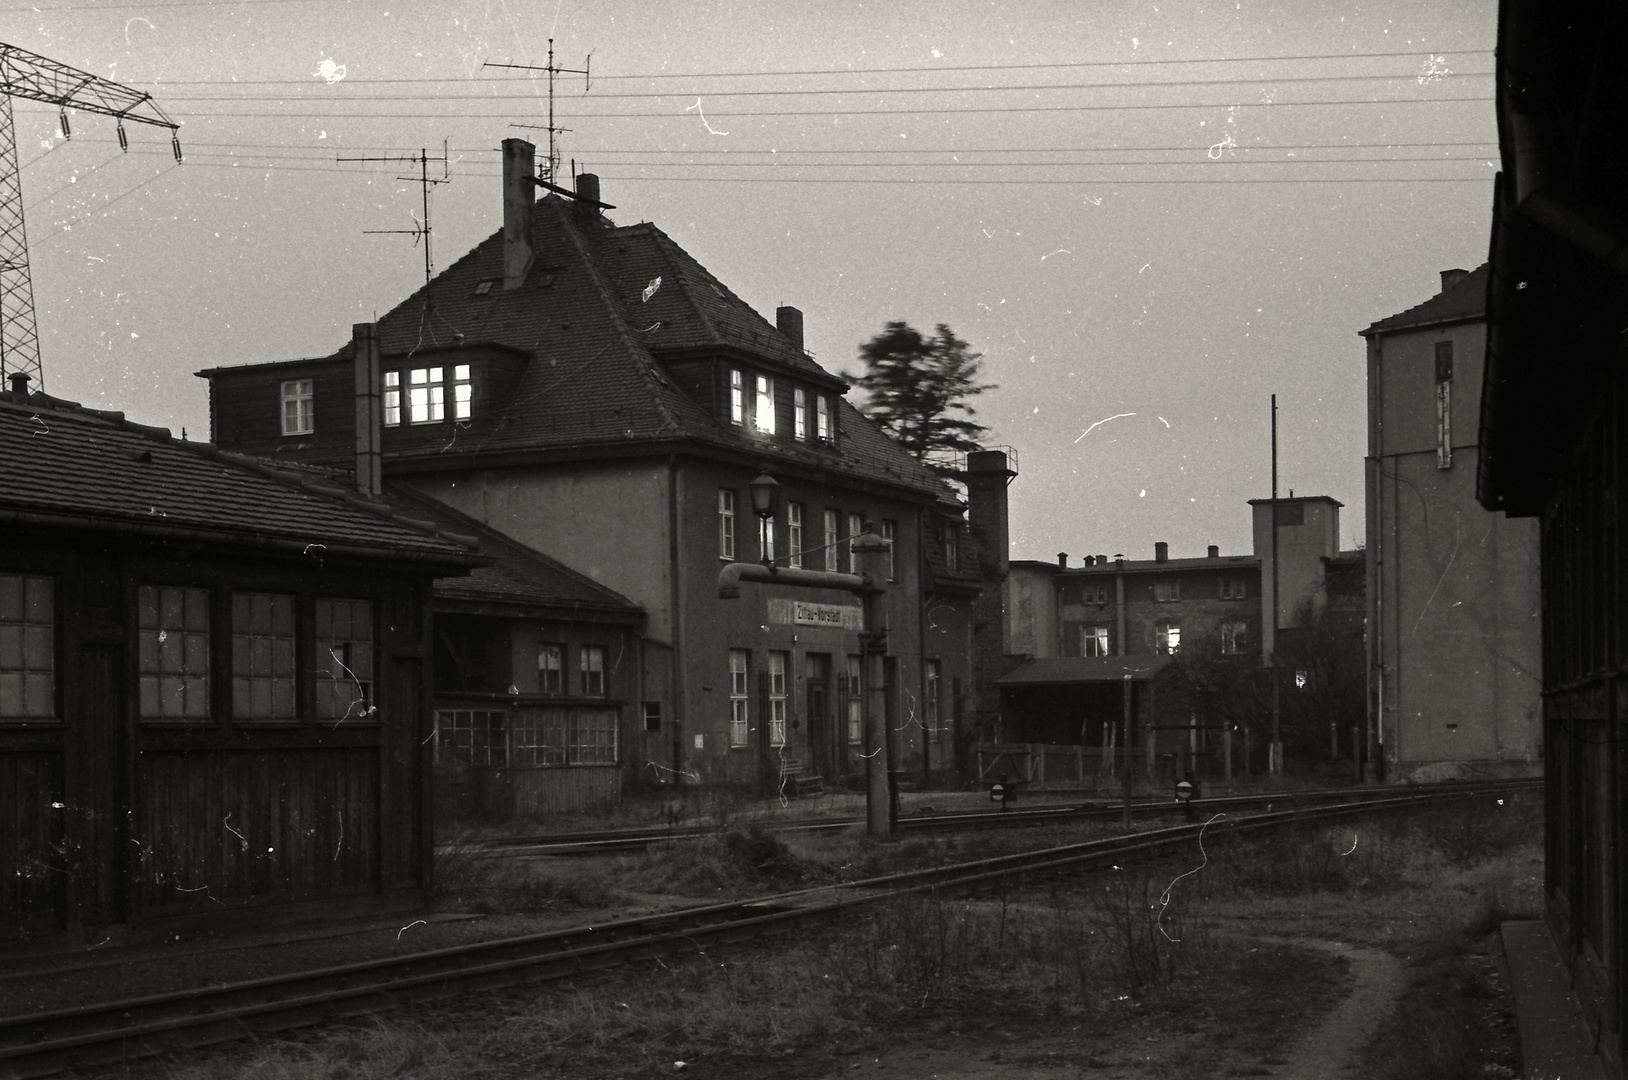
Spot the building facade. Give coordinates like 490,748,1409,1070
201,140,977,794
1361,266,1542,781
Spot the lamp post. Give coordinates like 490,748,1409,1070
749,472,781,567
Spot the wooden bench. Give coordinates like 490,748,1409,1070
777,758,825,798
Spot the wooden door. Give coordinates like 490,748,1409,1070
804,654,832,779
78,644,126,926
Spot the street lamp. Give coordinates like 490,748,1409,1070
749,472,781,566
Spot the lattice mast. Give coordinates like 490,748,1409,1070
0,42,181,388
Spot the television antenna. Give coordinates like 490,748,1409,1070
484,39,591,185
338,142,450,287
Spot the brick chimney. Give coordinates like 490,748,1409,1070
1207,544,1220,558
1057,552,1068,568
1439,268,1469,293
8,372,28,398
352,323,382,497
777,306,805,352
1155,541,1169,563
575,172,600,223
502,138,536,290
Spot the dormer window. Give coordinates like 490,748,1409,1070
730,368,745,425
383,372,401,426
281,379,313,436
754,375,776,434
816,395,832,442
408,368,444,423
794,388,807,440
383,365,472,426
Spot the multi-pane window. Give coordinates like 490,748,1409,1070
1219,578,1247,600
788,503,804,569
1435,341,1453,469
1156,621,1181,655
1081,625,1110,657
383,371,402,425
1154,580,1181,602
882,520,897,580
231,592,296,720
437,709,504,765
407,367,445,423
794,388,807,440
1221,621,1249,655
759,514,776,564
942,521,959,572
768,651,789,746
719,489,736,560
1080,583,1109,604
845,655,863,743
579,644,605,697
847,513,863,573
924,659,942,732
538,643,563,694
816,395,832,442
511,707,618,766
823,509,839,572
452,364,472,421
0,573,53,720
138,585,211,720
568,708,618,764
280,379,313,436
730,368,745,425
316,598,374,721
754,375,776,434
729,649,750,747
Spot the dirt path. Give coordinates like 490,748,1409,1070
1269,939,1405,1080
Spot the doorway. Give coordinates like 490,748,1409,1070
803,654,832,780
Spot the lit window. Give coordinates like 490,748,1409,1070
580,645,605,697
788,503,804,568
383,371,402,426
1154,580,1181,603
823,509,839,572
315,598,373,722
924,659,942,732
730,369,745,425
1221,621,1249,655
816,395,832,442
1294,669,1309,690
1156,621,1181,655
729,649,750,747
759,514,775,564
538,643,563,694
794,388,807,440
453,364,472,421
231,592,296,721
882,520,897,580
436,709,505,765
754,375,776,434
138,585,210,720
407,367,444,423
0,573,54,720
845,655,863,743
281,379,314,436
847,512,863,573
719,490,736,560
1081,625,1110,657
768,651,788,746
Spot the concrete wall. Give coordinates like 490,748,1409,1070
1006,562,1059,657
1251,497,1342,659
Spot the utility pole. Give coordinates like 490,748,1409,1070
1270,394,1283,776
485,40,591,186
1121,673,1133,828
339,143,450,288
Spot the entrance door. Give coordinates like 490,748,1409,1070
78,644,126,926
803,654,832,779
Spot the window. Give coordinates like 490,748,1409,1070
568,708,618,764
1219,577,1248,600
280,379,313,435
138,585,210,720
823,509,839,572
730,368,745,425
1154,579,1181,602
729,649,750,747
538,643,563,694
315,598,373,722
231,592,296,720
1081,625,1110,657
754,375,776,434
787,503,804,568
579,645,605,697
1435,341,1453,470
719,490,736,560
0,573,53,720
452,364,472,421
383,371,402,426
882,521,897,580
643,701,662,732
1156,621,1181,655
847,513,863,573
759,514,776,564
942,521,959,572
407,367,445,423
816,395,833,442
794,388,807,440
512,708,564,765
1221,620,1249,655
768,651,789,746
1274,502,1304,527
924,659,942,732
437,709,505,765
1080,583,1108,604
845,654,863,743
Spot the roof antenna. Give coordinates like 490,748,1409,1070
340,142,452,289
485,39,591,187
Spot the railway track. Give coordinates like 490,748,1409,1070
0,778,1534,1078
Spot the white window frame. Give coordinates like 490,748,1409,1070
845,655,863,744
1081,625,1109,657
816,395,833,442
138,584,211,721
1156,621,1181,655
768,651,788,747
383,370,402,426
730,368,745,425
453,364,472,421
794,388,807,440
823,509,840,572
1221,621,1249,655
407,366,445,424
579,645,606,697
882,520,897,580
847,512,863,573
754,374,776,434
538,642,563,694
436,709,506,766
759,514,775,564
788,503,804,568
0,573,54,721
281,378,314,436
729,649,750,747
719,490,736,560
1154,580,1181,603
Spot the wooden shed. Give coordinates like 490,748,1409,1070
0,380,481,947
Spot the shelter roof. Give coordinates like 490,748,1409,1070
996,656,1173,685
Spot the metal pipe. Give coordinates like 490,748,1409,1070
715,561,867,600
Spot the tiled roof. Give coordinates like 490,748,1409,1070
1361,264,1490,336
0,389,481,566
387,485,642,617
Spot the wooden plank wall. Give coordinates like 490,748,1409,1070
513,766,618,816
0,753,65,938
136,749,378,911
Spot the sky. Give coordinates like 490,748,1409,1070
6,0,1495,562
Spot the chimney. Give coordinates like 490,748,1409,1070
502,138,536,290
8,372,28,398
1097,554,1108,565
1083,555,1095,566
1439,268,1469,293
353,323,382,497
1207,544,1220,558
777,306,805,352
1155,541,1169,563
574,172,601,222
1057,552,1068,568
